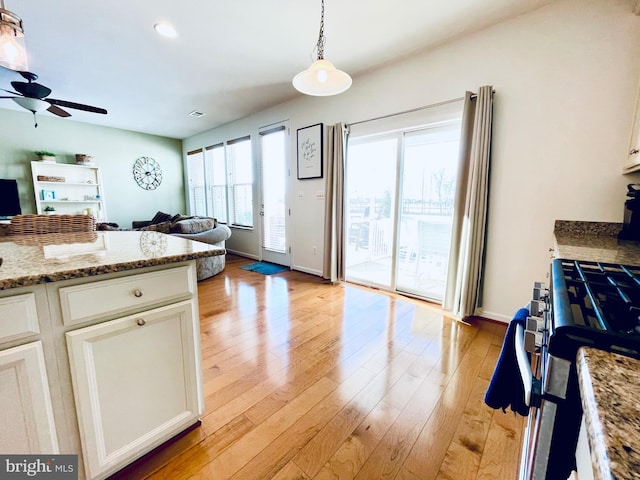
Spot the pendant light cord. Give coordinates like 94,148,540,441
316,0,326,60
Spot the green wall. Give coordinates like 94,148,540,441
0,109,184,228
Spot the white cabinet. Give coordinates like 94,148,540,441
42,261,202,480
0,285,59,456
0,341,59,454
575,416,595,480
65,298,202,479
624,81,640,173
31,161,107,221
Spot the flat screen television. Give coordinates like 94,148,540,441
0,179,22,219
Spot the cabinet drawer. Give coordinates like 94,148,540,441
59,265,195,325
0,293,40,344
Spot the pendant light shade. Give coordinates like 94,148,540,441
293,59,352,96
0,0,28,71
293,0,351,97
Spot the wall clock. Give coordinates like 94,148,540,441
133,156,162,190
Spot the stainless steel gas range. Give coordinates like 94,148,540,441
501,259,640,480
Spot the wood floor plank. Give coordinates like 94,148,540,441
145,415,255,480
476,409,524,480
313,399,403,480
190,377,339,479
293,345,431,478
228,365,381,480
432,377,494,480
272,461,311,480
134,255,523,480
366,326,490,480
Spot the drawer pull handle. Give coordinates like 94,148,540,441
136,318,146,326
133,289,143,298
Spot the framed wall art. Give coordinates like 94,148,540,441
297,123,323,180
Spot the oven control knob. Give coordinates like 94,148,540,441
524,330,542,353
527,316,544,332
530,300,544,317
533,282,548,301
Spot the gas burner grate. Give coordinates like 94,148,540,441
560,260,640,335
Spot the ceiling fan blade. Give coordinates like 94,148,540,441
47,98,107,115
11,81,52,99
1,88,21,96
47,104,71,118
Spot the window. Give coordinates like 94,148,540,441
186,149,206,216
205,144,227,224
186,136,253,228
226,136,253,227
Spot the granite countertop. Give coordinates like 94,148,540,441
576,347,640,480
0,230,224,290
554,220,640,266
554,221,640,478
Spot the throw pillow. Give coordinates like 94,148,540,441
170,217,217,234
97,223,121,231
150,211,173,225
139,221,172,233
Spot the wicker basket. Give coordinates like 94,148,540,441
9,214,97,235
9,231,98,246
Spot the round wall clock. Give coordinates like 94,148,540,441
133,156,162,190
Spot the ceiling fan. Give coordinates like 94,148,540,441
0,70,107,127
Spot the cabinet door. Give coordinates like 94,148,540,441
66,300,202,480
624,84,640,173
0,341,59,454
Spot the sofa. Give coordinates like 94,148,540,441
100,211,232,281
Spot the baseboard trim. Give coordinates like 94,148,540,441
474,310,511,324
291,265,322,276
226,249,259,260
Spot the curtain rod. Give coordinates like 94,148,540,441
345,89,496,128
346,95,466,128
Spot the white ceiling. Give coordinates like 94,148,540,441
0,0,553,139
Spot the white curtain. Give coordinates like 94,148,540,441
323,123,347,282
443,86,494,320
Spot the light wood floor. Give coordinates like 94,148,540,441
120,254,525,480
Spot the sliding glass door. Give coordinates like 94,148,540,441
345,136,398,289
345,122,461,302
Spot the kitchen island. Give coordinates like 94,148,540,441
576,348,640,480
0,231,224,480
553,220,640,480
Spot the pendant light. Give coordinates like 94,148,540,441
293,0,351,96
0,0,28,71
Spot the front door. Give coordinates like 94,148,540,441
259,123,290,266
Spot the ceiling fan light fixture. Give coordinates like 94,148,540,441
0,0,28,71
293,0,351,97
12,96,48,113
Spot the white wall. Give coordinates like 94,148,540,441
0,110,184,228
192,0,640,320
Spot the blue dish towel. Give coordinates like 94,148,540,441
484,307,530,416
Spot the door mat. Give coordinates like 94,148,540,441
240,262,288,275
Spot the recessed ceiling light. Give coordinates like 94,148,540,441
188,110,206,118
154,22,177,38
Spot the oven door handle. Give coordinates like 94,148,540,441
515,323,541,408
